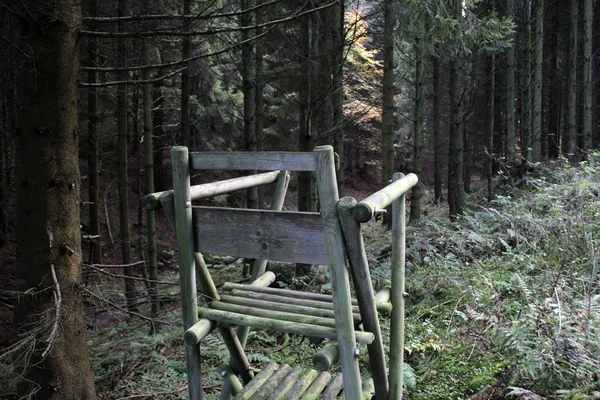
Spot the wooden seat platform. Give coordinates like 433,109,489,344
226,362,375,400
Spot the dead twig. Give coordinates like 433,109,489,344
41,264,61,358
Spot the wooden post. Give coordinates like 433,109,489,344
389,172,406,399
171,146,203,400
238,170,290,347
314,145,362,399
338,195,389,398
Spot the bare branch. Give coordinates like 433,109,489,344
82,0,281,23
79,67,185,87
79,1,336,38
41,264,61,358
85,264,177,285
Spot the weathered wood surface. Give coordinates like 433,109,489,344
196,307,375,344
184,319,217,345
211,301,338,328
353,173,418,222
192,207,329,265
254,364,293,398
218,294,363,323
320,374,344,400
218,364,243,398
267,366,303,400
314,145,363,399
389,172,407,399
227,289,362,315
338,196,389,399
302,372,332,400
312,341,340,371
190,151,318,171
171,147,203,400
234,362,278,400
145,170,280,210
282,369,321,400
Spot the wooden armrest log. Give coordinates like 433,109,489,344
196,307,375,344
352,173,418,222
145,170,280,210
313,341,340,371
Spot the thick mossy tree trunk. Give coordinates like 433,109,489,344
14,0,97,397
564,0,578,159
117,0,136,310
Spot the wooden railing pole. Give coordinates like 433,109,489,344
171,146,203,400
389,172,407,399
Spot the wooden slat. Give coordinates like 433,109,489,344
234,362,278,400
219,295,363,323
192,207,329,265
190,151,318,171
299,371,332,400
197,307,375,344
282,369,321,400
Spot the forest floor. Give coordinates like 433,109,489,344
2,155,600,399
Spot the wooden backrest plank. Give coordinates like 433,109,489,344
192,207,329,265
190,151,318,171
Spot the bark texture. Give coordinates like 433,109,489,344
15,0,97,397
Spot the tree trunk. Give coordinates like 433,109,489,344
546,0,560,159
381,0,395,191
487,55,496,202
241,0,258,209
410,34,424,223
332,0,345,196
432,50,442,204
255,0,266,209
564,0,578,159
152,84,165,191
448,60,464,218
14,0,97,397
522,0,533,163
582,0,593,152
531,0,544,161
181,0,191,148
87,0,101,265
117,0,136,310
505,0,517,164
142,39,159,329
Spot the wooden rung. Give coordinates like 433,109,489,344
219,295,362,323
266,365,303,400
224,283,393,314
320,374,344,400
197,307,375,344
228,289,362,315
211,300,337,328
299,371,332,400
312,341,339,371
233,362,278,400
281,369,321,400
190,151,318,171
254,364,293,398
184,318,217,345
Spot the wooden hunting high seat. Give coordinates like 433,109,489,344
145,146,418,400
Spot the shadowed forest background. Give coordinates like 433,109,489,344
0,0,599,398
